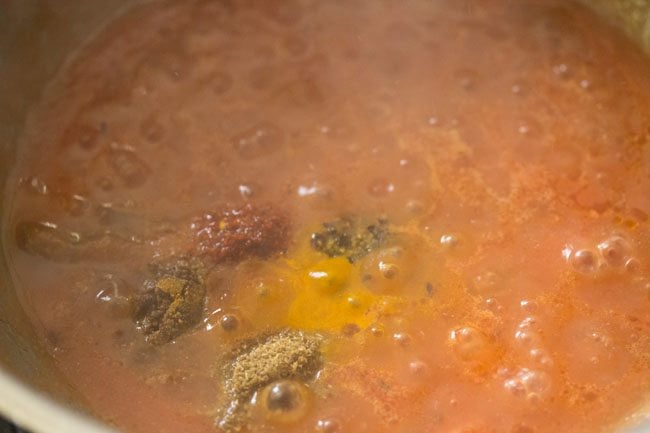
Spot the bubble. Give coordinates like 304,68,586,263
367,178,395,197
473,271,498,292
503,368,551,400
485,297,502,313
94,203,118,226
369,324,385,337
15,221,71,261
455,68,478,91
341,323,361,336
408,360,429,375
257,380,310,424
406,200,425,214
514,317,539,347
346,295,362,308
203,309,222,332
428,116,440,126
297,182,331,199
529,348,553,366
449,326,496,363
519,300,537,312
579,79,591,90
552,63,569,78
571,249,599,274
96,177,114,191
361,247,415,293
23,176,49,195
107,147,151,188
511,84,523,95
378,261,399,279
316,419,341,433
440,233,459,248
624,257,641,274
517,124,531,135
65,194,90,217
239,184,254,198
232,123,284,160
597,236,630,267
392,332,411,346
219,314,239,332
94,274,130,318
255,282,271,298
517,316,537,328
68,231,81,244
589,331,611,346
95,275,125,299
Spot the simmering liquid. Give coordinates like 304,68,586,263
4,1,650,433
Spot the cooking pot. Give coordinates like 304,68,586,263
0,1,648,432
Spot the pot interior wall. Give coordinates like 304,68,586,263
0,0,133,413
580,0,650,53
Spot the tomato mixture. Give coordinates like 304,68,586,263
5,1,650,433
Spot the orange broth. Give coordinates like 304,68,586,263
4,1,650,433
